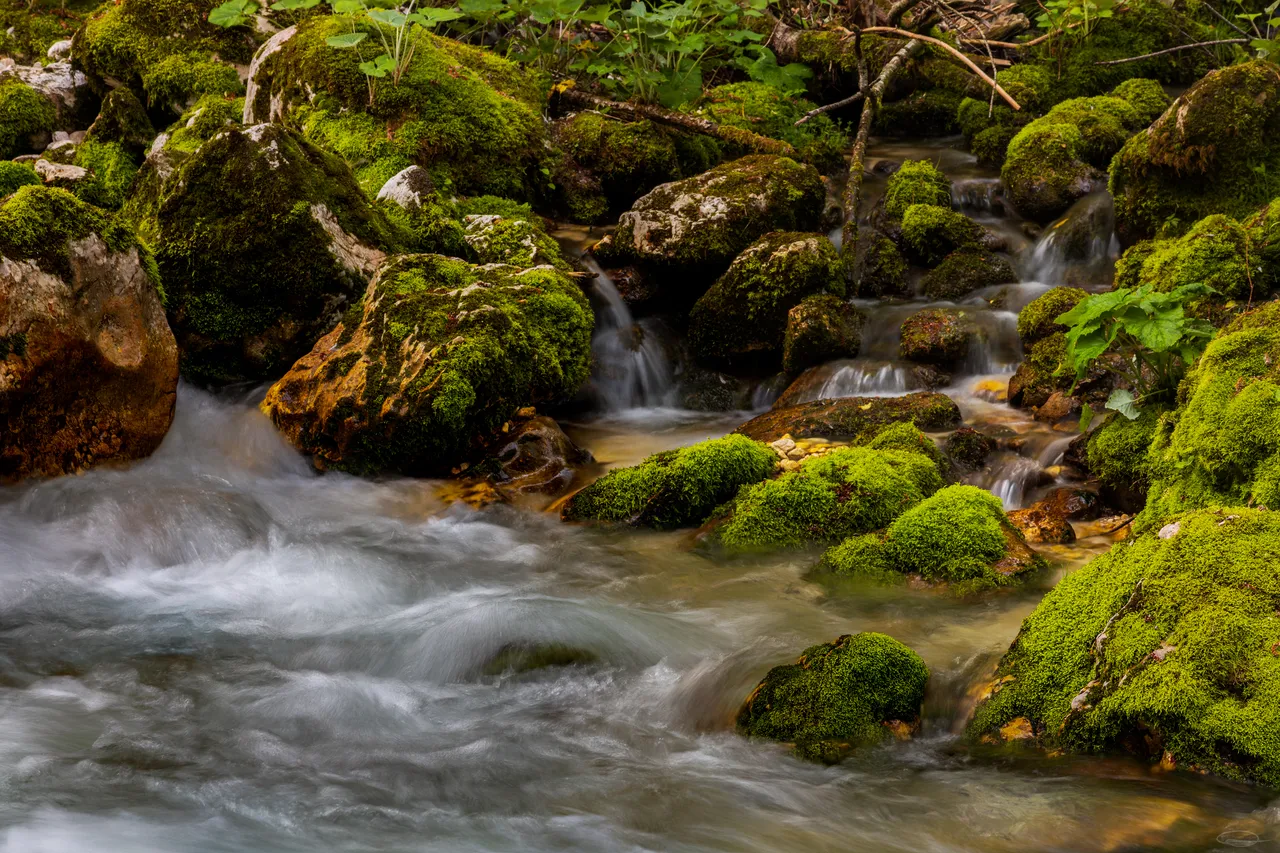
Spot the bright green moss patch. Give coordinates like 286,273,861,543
0,185,135,279
71,139,140,209
737,632,929,763
1108,78,1170,126
0,160,38,196
0,78,55,159
462,214,569,271
883,160,951,219
1017,287,1088,347
1120,214,1258,301
561,434,777,529
697,82,848,173
967,508,1280,786
900,204,982,266
883,485,1011,584
1087,405,1164,490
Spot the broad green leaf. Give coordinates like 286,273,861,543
327,31,369,47
1078,402,1095,433
416,6,465,22
367,8,406,25
209,0,256,27
1105,388,1141,420
271,0,319,10
1124,315,1184,352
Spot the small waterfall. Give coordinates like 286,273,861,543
951,178,1005,213
580,258,676,410
1021,191,1119,286
818,361,913,397
987,455,1048,510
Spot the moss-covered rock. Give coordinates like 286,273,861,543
0,76,56,158
1117,213,1260,301
69,138,139,209
696,82,848,173
850,226,908,298
900,308,977,366
374,166,469,258
689,232,842,366
1007,333,1070,409
735,391,962,444
876,89,963,138
966,508,1280,786
245,19,548,198
921,249,1017,300
1110,61,1280,244
900,204,983,266
883,159,951,219
0,160,39,196
608,154,825,278
462,213,568,271
1086,405,1163,492
551,113,682,219
737,632,929,763
153,124,410,383
0,185,177,482
561,434,776,529
85,86,154,154
1017,286,1088,347
262,253,593,476
1108,77,1171,126
946,426,996,469
1141,302,1280,526
1246,198,1280,297
710,444,942,551
73,0,250,108
782,294,863,374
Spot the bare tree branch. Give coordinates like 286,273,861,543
1093,38,1250,64
860,26,1022,109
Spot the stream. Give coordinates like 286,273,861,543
1,137,1277,852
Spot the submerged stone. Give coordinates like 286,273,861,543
781,294,864,375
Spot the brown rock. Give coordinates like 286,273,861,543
1034,390,1080,422
1007,501,1076,544
489,415,593,498
736,391,961,444
1042,486,1101,520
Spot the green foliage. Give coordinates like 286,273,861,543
0,185,137,280
1058,282,1217,418
1017,286,1088,347
737,632,929,763
696,82,848,172
0,78,55,159
561,434,777,528
883,159,951,219
0,160,39,197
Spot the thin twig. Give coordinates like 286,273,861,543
1093,38,1250,64
861,26,1022,109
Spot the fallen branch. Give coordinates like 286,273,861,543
1093,38,1250,64
860,26,1021,109
959,37,1024,48
553,87,797,157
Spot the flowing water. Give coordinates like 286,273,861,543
2,141,1277,852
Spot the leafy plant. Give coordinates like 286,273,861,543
1034,0,1117,76
325,0,463,88
1057,282,1216,425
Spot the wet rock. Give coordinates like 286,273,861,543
920,249,1018,300
34,158,88,186
1,58,91,132
737,632,929,763
262,254,593,476
738,392,961,444
487,415,593,499
0,186,178,482
899,308,979,367
1007,502,1076,544
608,154,825,279
900,204,983,266
481,642,599,676
1034,390,1080,423
550,112,682,220
781,294,863,375
675,365,752,411
1043,486,1101,520
946,427,997,469
603,265,660,309
850,227,908,299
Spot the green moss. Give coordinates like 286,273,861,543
1017,286,1088,347
0,160,39,196
85,87,155,154
254,18,548,199
921,249,1016,300
1245,198,1280,296
782,293,863,374
0,185,136,279
0,78,55,159
815,533,899,583
1087,405,1164,489
876,89,964,138
899,308,976,364
690,232,842,364
552,113,681,216
697,82,848,173
945,426,996,469
154,124,411,383
71,139,140,209
712,445,941,552
164,94,243,154
866,421,943,466
997,64,1056,113
967,508,1280,786
455,195,536,220
1109,77,1170,126
881,484,1014,586
900,203,982,266
851,227,908,298
883,159,951,219
1125,213,1256,301
1110,61,1280,243
737,632,929,763
266,254,591,475
0,0,88,62
561,434,777,529
463,214,569,271
1008,333,1071,407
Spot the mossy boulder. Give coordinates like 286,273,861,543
245,19,548,198
1141,302,1280,526
561,434,776,529
1117,213,1265,302
737,632,929,763
946,426,996,469
0,186,177,482
66,138,139,210
462,213,568,271
967,508,1280,786
819,484,1044,590
1017,286,1088,347
850,226,908,298
710,444,942,551
900,308,977,366
0,76,56,158
0,160,38,196
85,86,155,154
876,88,963,138
551,113,682,220
1086,405,1164,494
153,124,410,383
1110,61,1280,244
262,253,593,476
921,249,1016,300
608,154,824,278
883,159,951,219
696,82,847,173
900,204,983,266
782,294,863,374
1008,333,1070,409
73,0,250,108
689,232,842,366
375,166,469,258
736,391,962,444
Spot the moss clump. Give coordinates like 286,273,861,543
1087,405,1164,490
0,185,137,280
1141,302,1280,525
1008,333,1072,408
154,124,411,383
997,64,1056,113
782,293,863,375
552,113,681,217
70,139,139,209
164,94,244,154
561,435,777,529
921,249,1016,300
946,426,996,469
737,632,929,763
697,82,848,173
876,89,964,138
957,97,1024,167
0,0,84,62
1245,198,1280,296
883,159,951,219
1109,77,1171,126
1121,214,1257,301
900,204,983,266
690,232,842,365
264,254,593,475
967,508,1280,786
866,420,943,466
86,87,155,154
73,0,251,107
0,78,56,158
1110,61,1280,243
851,227,908,298
1002,122,1096,223
462,214,569,271
1017,286,1088,347
253,19,548,199
711,445,942,552
899,308,977,365
0,160,39,196
455,195,535,221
